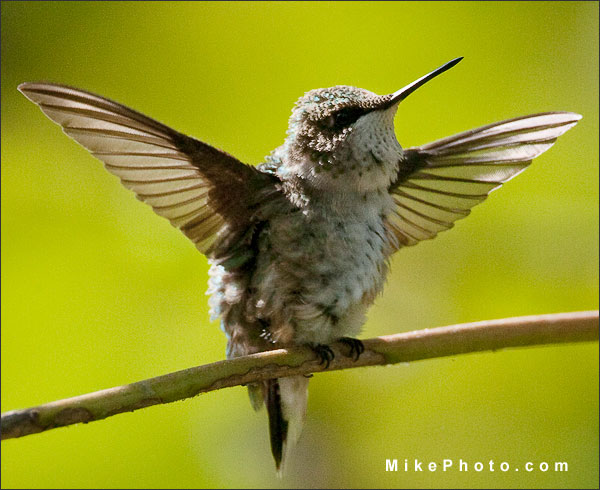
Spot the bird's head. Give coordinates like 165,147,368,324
275,58,463,193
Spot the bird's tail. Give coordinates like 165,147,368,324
252,376,309,475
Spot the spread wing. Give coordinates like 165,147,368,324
18,82,281,260
387,112,581,248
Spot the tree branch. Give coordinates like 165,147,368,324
2,310,597,441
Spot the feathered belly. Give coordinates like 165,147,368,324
208,195,395,351
249,212,392,345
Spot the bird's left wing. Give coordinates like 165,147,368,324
19,82,281,260
387,112,581,249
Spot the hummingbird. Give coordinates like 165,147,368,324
19,57,581,473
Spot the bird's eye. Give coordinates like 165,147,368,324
334,109,354,126
323,107,365,130
324,114,336,129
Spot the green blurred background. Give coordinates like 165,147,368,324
1,1,598,488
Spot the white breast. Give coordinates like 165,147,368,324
251,189,395,344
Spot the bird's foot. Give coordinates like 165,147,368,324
339,337,365,361
308,338,364,368
310,343,335,369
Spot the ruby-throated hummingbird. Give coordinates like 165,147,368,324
19,57,581,473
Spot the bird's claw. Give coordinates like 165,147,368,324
311,343,335,369
339,337,365,361
309,338,364,368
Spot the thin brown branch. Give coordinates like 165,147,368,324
1,310,597,441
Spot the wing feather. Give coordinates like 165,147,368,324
19,82,280,258
388,112,581,248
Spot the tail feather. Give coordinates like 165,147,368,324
266,379,288,471
247,383,264,411
265,376,309,475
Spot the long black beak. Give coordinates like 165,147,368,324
384,57,463,108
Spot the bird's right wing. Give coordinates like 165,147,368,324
387,112,582,249
19,82,281,260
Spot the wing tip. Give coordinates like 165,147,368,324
17,82,34,99
515,111,582,122
18,81,51,93
18,81,59,102
18,81,97,103
539,111,582,126
553,111,583,124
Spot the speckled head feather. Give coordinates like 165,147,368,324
291,85,388,122
272,85,402,192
